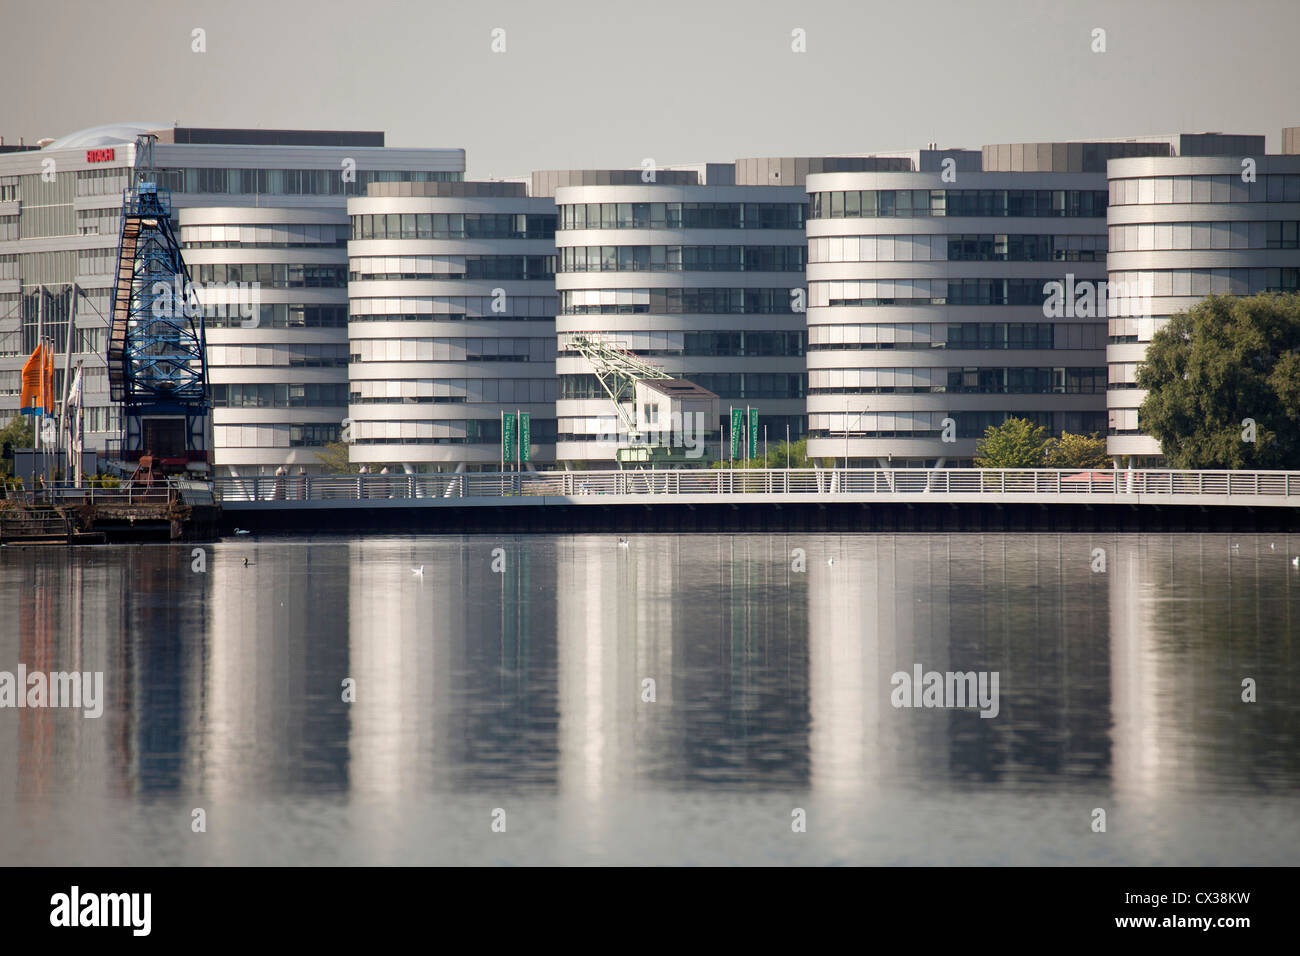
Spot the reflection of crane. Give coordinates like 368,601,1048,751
108,135,210,475
565,333,672,448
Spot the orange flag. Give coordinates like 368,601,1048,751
19,343,55,415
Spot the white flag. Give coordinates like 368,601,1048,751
66,366,82,410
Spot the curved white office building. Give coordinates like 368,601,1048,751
0,124,464,471
1106,152,1300,462
804,158,1115,466
551,169,809,466
346,181,558,470
181,206,350,477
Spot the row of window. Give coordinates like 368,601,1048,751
75,168,131,197
558,330,805,358
808,323,1071,351
809,233,1106,264
182,223,350,248
349,295,557,319
558,245,806,273
560,372,805,400
209,383,349,407
1107,267,1300,297
807,366,1108,394
350,336,555,363
557,202,806,231
350,255,555,282
1108,220,1300,252
207,343,350,367
349,418,558,444
809,189,1109,220
195,263,346,288
203,304,349,328
350,213,555,241
557,415,806,443
151,168,461,197
349,313,553,323
212,423,342,448
813,278,1059,308
349,378,557,404
1108,175,1300,206
560,287,801,315
75,208,119,237
807,410,1106,440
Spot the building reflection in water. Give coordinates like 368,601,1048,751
1108,534,1300,815
4,531,1298,861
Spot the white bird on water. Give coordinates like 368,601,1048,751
234,528,250,536
412,565,424,576
827,557,836,566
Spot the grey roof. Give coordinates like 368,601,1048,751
640,378,719,400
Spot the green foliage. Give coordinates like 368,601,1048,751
315,441,359,474
711,438,828,469
0,416,34,478
973,417,1050,468
1043,431,1110,469
1138,293,1300,468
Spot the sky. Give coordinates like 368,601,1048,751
2,0,1297,179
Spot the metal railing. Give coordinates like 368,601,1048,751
211,468,1300,505
1,481,177,506
0,507,72,542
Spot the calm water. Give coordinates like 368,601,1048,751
0,533,1297,866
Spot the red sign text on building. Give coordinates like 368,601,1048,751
85,148,116,163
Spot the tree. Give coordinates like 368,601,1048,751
1138,292,1300,468
710,438,833,469
973,417,1049,468
766,437,813,468
314,441,358,474
0,415,34,478
1043,431,1109,469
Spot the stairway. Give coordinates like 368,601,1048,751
108,215,142,403
0,507,71,544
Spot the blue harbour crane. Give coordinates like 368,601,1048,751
107,134,210,475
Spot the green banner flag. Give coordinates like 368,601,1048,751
519,412,531,464
730,408,743,460
748,408,759,459
502,412,517,465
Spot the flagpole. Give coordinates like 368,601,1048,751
35,287,43,454
60,282,78,464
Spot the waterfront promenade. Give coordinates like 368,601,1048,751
214,467,1300,534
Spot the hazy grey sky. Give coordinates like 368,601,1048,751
2,0,1297,178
